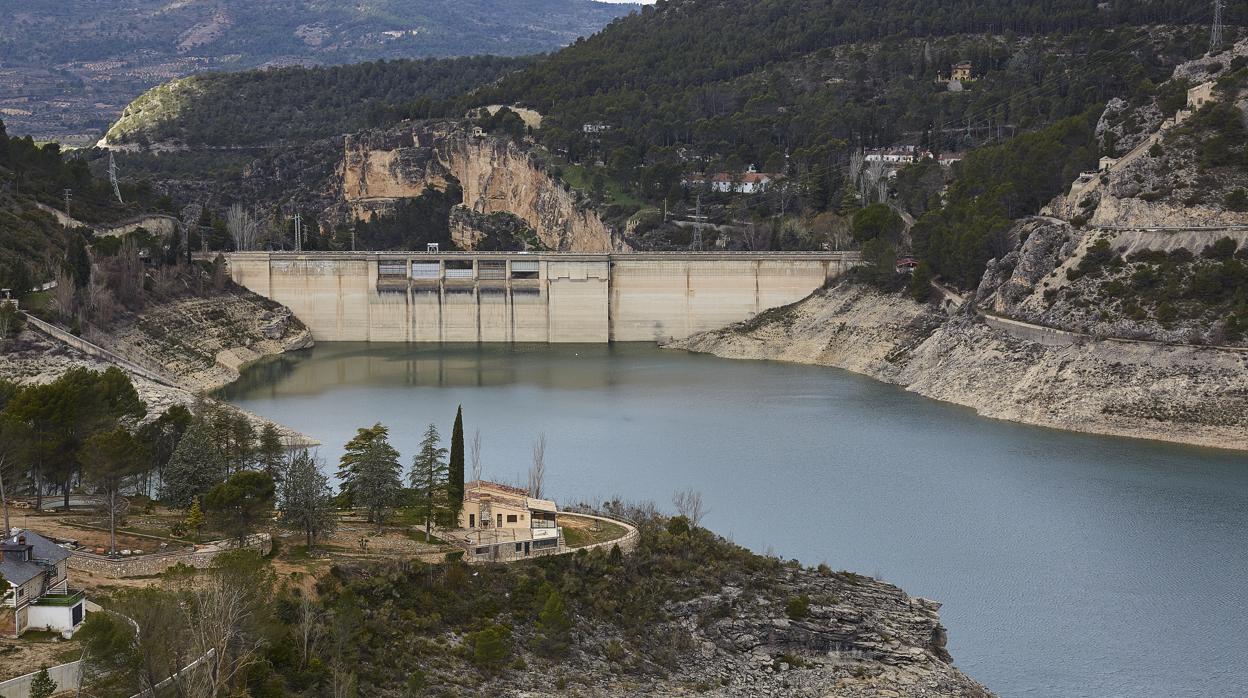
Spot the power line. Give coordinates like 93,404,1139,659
1211,0,1225,52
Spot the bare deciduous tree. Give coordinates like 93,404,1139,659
226,204,261,251
673,488,709,528
294,593,320,669
469,429,482,482
52,271,76,320
177,573,268,698
847,150,864,204
528,433,546,499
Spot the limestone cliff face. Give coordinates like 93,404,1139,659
341,122,624,252
670,282,1248,451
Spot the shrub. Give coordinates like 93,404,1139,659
468,624,512,671
1225,188,1248,212
786,595,811,620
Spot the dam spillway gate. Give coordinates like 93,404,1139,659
225,251,859,343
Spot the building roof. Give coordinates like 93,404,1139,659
1,530,70,587
463,481,557,513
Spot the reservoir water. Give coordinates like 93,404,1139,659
219,342,1248,698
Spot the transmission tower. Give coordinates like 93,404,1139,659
1211,0,1224,52
108,152,123,204
63,189,72,219
690,194,707,251
292,213,303,251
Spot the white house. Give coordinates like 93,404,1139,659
582,122,613,134
1,530,86,637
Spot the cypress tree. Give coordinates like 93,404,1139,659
449,405,465,519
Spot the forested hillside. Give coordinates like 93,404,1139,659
0,120,172,298
105,56,533,147
0,0,636,143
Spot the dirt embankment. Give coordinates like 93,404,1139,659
669,282,1248,451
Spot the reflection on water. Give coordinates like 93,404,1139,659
220,342,1248,698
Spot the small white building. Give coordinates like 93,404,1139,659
1187,82,1215,110
2,530,86,637
582,122,613,134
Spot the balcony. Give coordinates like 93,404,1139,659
31,589,85,607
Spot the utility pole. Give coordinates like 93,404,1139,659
108,152,123,204
1211,0,1224,52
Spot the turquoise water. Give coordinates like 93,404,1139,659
220,342,1248,698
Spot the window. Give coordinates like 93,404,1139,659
469,514,475,528
497,514,503,527
533,538,558,549
506,515,518,523
515,543,523,552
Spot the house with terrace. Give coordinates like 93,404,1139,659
1,530,86,637
454,481,564,562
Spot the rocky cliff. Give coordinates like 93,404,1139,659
670,280,1248,451
95,291,312,393
341,122,624,252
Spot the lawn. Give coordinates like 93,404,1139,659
559,514,628,549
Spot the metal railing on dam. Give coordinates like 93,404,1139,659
217,250,860,343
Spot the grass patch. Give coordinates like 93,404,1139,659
403,529,445,545
560,515,627,549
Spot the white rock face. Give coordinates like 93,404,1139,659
669,282,1248,451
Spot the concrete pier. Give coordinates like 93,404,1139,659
225,251,859,343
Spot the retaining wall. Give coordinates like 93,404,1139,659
69,534,272,579
0,662,81,698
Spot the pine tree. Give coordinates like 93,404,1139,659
278,450,337,549
161,418,228,507
184,496,204,535
350,426,403,531
255,424,285,483
29,667,56,698
409,423,449,540
337,423,391,506
535,587,572,657
448,406,465,522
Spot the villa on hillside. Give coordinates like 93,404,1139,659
1,530,87,637
452,481,564,562
683,165,778,194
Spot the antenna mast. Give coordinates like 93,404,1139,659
108,152,123,204
1211,0,1224,52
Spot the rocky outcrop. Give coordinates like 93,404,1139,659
448,205,540,251
341,122,624,252
669,281,1248,451
99,292,312,393
0,322,312,445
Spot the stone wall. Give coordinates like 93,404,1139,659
69,534,271,579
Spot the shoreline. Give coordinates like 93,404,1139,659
665,283,1248,453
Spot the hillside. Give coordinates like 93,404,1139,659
0,0,636,144
101,56,533,148
97,0,1244,253
671,40,1248,451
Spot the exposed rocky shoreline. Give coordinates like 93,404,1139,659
668,281,1248,452
1,288,316,444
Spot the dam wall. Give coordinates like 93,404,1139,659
226,252,858,343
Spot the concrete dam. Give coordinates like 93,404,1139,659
225,252,859,343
